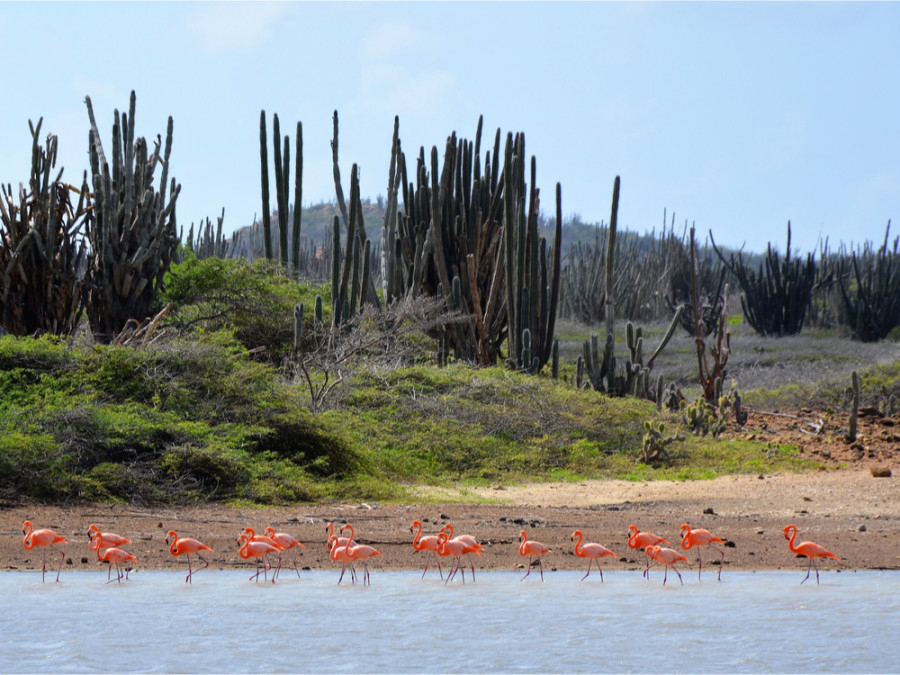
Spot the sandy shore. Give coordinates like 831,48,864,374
5,470,897,579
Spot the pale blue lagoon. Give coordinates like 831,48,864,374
1,570,897,673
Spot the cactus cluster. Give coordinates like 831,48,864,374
376,115,561,371
713,222,815,337
834,222,900,342
259,111,303,271
85,91,180,342
181,208,232,260
640,421,685,463
575,178,682,403
0,119,90,336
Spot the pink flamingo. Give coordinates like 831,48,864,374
328,535,357,585
571,530,616,581
410,520,443,579
627,524,670,578
645,545,689,585
341,524,382,586
89,536,137,582
440,523,483,581
325,522,353,552
519,530,550,582
264,526,305,579
22,520,67,583
783,524,840,585
240,527,285,579
436,531,480,584
87,524,131,550
166,530,212,583
680,523,725,581
238,536,282,583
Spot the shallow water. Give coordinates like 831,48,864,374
1,570,897,673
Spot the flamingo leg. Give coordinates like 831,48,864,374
801,557,813,585
697,549,703,581
663,565,668,585
581,560,592,581
715,546,724,581
467,553,476,581
520,557,533,581
674,566,683,585
55,549,64,582
185,554,193,583
538,557,544,582
434,552,443,579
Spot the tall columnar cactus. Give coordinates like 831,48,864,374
84,91,180,342
0,119,91,336
331,111,380,310
259,111,303,271
330,166,372,328
846,370,860,443
712,222,815,336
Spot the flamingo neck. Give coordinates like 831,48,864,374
444,524,455,539
519,531,528,556
342,525,355,555
168,533,178,556
23,522,34,549
573,531,584,556
411,522,424,550
785,526,798,553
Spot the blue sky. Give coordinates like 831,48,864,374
1,2,898,254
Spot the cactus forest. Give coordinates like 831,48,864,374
0,91,897,505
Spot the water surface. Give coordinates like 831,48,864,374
1,570,896,673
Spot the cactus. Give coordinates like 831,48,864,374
259,112,303,271
846,370,860,443
641,421,685,463
834,221,900,342
181,207,228,260
331,111,380,309
0,118,91,336
713,222,815,336
381,117,561,371
84,91,180,342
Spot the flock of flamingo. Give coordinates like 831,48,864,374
20,519,840,586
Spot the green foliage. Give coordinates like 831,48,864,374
160,254,328,362
0,335,357,504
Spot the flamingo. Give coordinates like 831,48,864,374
680,523,725,581
440,523,484,581
570,530,616,582
340,524,382,586
437,531,476,584
264,526,305,579
410,520,443,579
239,527,285,579
87,524,131,550
22,520,67,583
238,536,282,583
518,530,550,582
166,530,212,583
328,535,357,585
783,524,840,585
645,545,689,585
89,537,137,582
627,524,670,578
325,522,353,552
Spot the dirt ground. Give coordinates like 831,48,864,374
4,408,897,578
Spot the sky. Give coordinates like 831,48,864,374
1,1,898,255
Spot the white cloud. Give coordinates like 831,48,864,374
188,2,289,55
